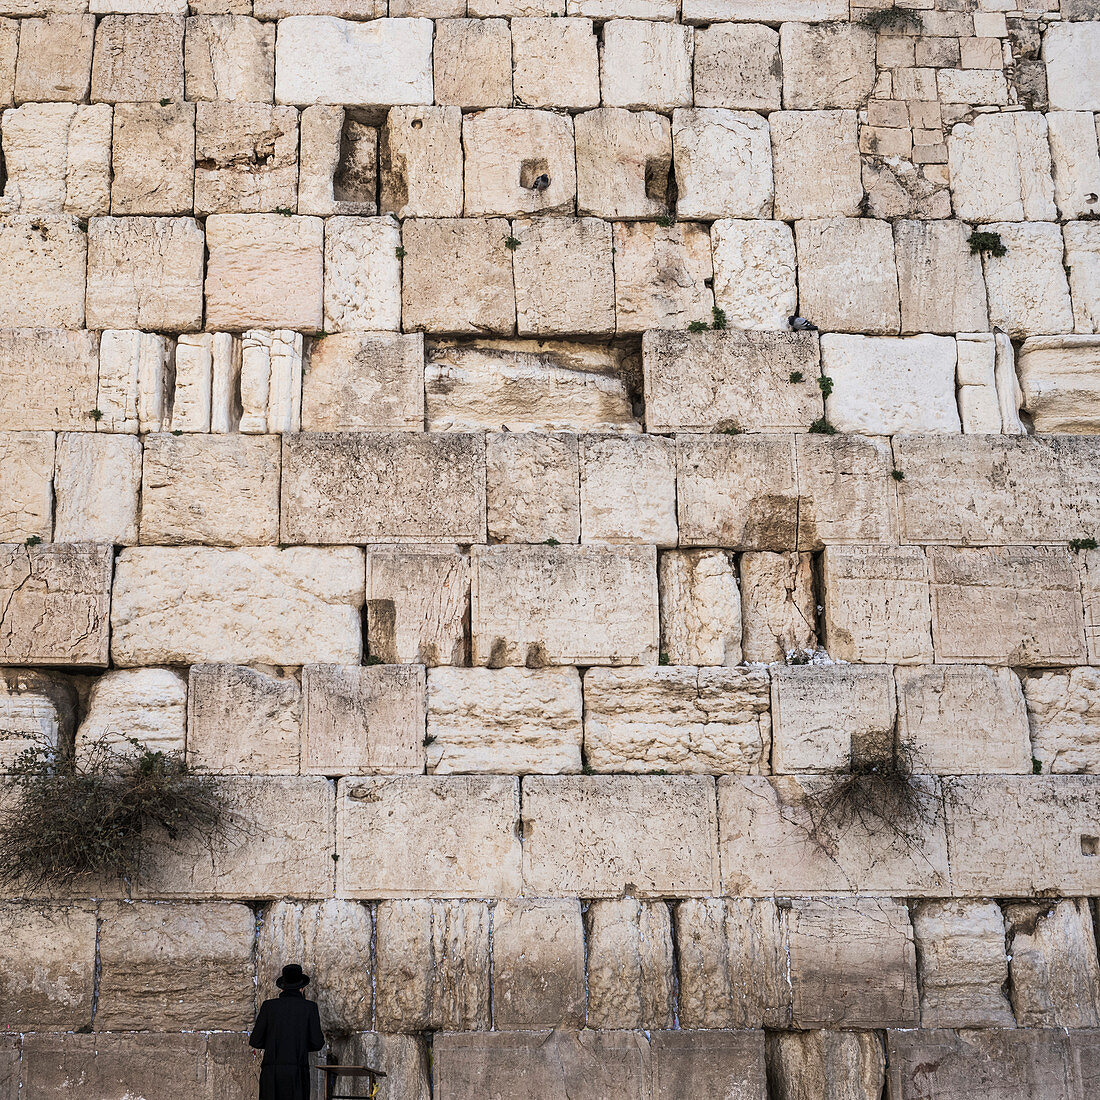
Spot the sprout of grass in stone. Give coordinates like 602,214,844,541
808,417,836,434
969,230,1007,257
655,215,674,228
543,537,560,546
788,370,804,384
711,306,727,330
892,470,906,482
1032,757,1043,774
658,652,670,665
504,236,521,250
24,534,41,547
817,375,834,398
88,408,104,421
395,246,406,259
1069,537,1098,551
364,654,384,666
275,206,293,216
688,320,709,333
423,734,436,747
159,97,171,106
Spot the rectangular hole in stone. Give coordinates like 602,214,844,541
333,112,378,206
1082,835,1099,856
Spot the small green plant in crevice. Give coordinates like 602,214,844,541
711,306,727,330
892,469,906,482
658,652,670,666
24,534,42,547
859,6,923,32
817,375,834,398
543,536,561,546
88,408,104,422
655,215,674,228
718,425,740,436
788,370,804,384
1069,537,1098,551
969,230,1007,257
581,762,596,776
395,246,406,260
274,206,293,216
159,97,171,107
423,734,436,748
1032,757,1043,774
688,320,709,333
171,429,183,436
363,654,384,666
787,650,811,665
76,219,89,233
808,417,836,435
504,236,521,250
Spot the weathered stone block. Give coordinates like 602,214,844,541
1043,21,1100,111
1018,336,1100,433
579,434,675,546
184,15,274,102
693,22,780,111
982,221,1074,338
1025,667,1100,774
91,14,185,102
1082,548,1100,665
765,1031,885,1100
599,19,692,110
672,109,773,219
378,106,462,219
432,17,511,108
111,547,363,666
512,17,598,108
771,110,861,219
110,103,195,216
297,106,377,217
486,432,580,543
282,432,486,544
0,19,15,109
337,776,521,897
76,667,187,757
651,1030,768,1100
96,329,171,434
521,775,718,897
239,330,303,432
470,544,658,666
583,666,770,774
895,219,989,334
658,549,742,667
0,431,53,543
426,667,581,774
0,543,112,667
575,108,671,219
318,1033,428,1100
1065,223,1100,334
1048,112,1100,222
323,215,402,332
740,552,817,663
780,22,875,109
0,217,86,328
13,15,93,103
711,220,798,330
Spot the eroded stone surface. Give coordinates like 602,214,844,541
765,1030,885,1100
1025,667,1100,775
658,549,742,667
740,552,817,663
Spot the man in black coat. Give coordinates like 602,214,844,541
249,963,326,1100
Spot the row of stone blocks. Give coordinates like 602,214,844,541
6,895,1100,1034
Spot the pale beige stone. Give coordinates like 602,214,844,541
896,665,1031,774
911,900,1014,1028
0,903,96,1030
693,22,780,111
13,15,94,102
895,220,989,334
187,663,301,775
206,214,324,332
580,900,673,1032
0,216,86,328
302,663,424,775
184,15,274,102
0,543,112,667
91,15,185,103
322,215,402,332
583,666,770,774
0,20,15,109
766,1031,885,1100
170,332,228,430
711,220,798,330
402,218,515,335
599,19,692,110
95,901,254,1030
522,774,719,897
658,549,742,667
297,106,377,217
492,899,585,1029
321,1034,428,1100
580,434,676,546
380,106,462,219
365,545,469,666
956,333,1001,433
930,546,1086,665
1082,548,1100,665
470,544,658,666
513,216,615,336
86,216,203,332
426,667,582,774
432,18,512,109
75,667,187,757
52,432,139,544
337,776,521,897
982,221,1074,337
1066,222,1100,334
937,68,1008,106
111,103,195,216
1047,111,1100,220
0,431,53,543
1043,22,1100,111
257,900,372,1032
771,110,862,220
821,545,933,664
111,547,364,666
96,329,171,434
740,552,817,664
485,432,580,543
780,22,875,109
512,17,598,109
574,108,671,220
1025,667,1100,774
374,899,491,1029
426,339,637,432
239,330,303,433
1018,336,1100,432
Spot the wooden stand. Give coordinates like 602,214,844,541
318,1064,387,1099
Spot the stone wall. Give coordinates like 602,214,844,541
2,0,1100,1094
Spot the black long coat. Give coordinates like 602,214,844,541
249,990,325,1100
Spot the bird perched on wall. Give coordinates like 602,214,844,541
789,315,817,331
530,173,550,191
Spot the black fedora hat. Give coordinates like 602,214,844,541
276,963,310,990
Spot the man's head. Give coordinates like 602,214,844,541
276,963,310,991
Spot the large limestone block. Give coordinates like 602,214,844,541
895,220,989,334
0,543,112,667
599,19,692,110
380,106,463,219
95,901,254,1030
0,21,14,108
433,18,511,109
947,113,1056,222
111,547,364,666
946,775,1100,895
779,22,875,109
257,899,372,1033
365,545,468,666
239,329,303,434
76,667,187,757
644,330,819,434
275,16,433,106
788,898,918,1028
493,899,586,1029
575,108,671,220
676,435,798,550
1018,336,1100,433
711,220,798,330
982,222,1074,337
651,1030,768,1100
486,432,580,543
320,1035,427,1100
896,665,1031,774
184,15,274,102
1066,222,1100,333
85,216,203,332
911,900,1014,1028
765,1031,885,1100
1043,22,1100,111
820,333,959,434
719,775,950,895
956,333,1002,434
740,552,817,663
0,903,95,1030
402,218,515,334
470,544,658,666
520,775,719,897
771,110,861,219
138,775,335,899
91,15,185,102
282,432,485,544
1083,548,1100,665
580,434,676,546
0,670,78,772
693,22,780,111
676,897,786,1028
96,329,172,435
297,105,378,217
658,549,742,667
205,214,323,332
672,109,773,219
323,216,402,332
0,329,98,432
301,664,424,775
796,219,901,335
426,667,582,774
0,216,86,328
583,666,771,774
426,339,637,432
375,899,490,1031
512,18,598,109
1045,112,1100,221
187,663,301,774
337,776,521,897
1025,667,1100,774
929,546,1086,665
821,546,933,664
140,434,280,546
13,14,94,102
110,103,195,217
585,899,674,1029
0,431,53,543
771,665,895,774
